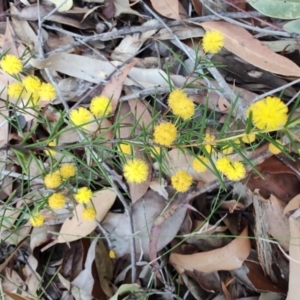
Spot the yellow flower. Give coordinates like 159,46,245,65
25,91,40,106
7,82,24,98
74,187,93,204
44,171,62,189
23,76,41,93
30,212,45,227
221,146,234,155
242,133,256,144
168,90,195,120
202,30,224,54
269,140,282,154
39,83,56,101
150,146,161,158
59,163,76,179
48,193,66,210
247,97,288,131
70,107,94,128
204,133,215,153
216,157,231,173
82,206,97,221
90,95,113,117
171,170,193,192
224,161,246,181
1,54,23,75
44,141,57,156
123,159,148,183
153,122,177,147
192,155,209,173
119,143,131,155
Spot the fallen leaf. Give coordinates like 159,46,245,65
284,194,300,215
150,0,187,20
49,0,73,12
113,0,144,17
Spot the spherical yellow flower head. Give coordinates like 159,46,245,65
74,187,93,204
204,133,215,153
247,97,288,131
171,170,193,193
90,96,113,117
168,90,195,120
216,156,231,173
269,140,282,155
153,122,177,147
242,133,256,144
48,193,66,210
150,146,161,158
59,163,76,179
44,171,62,189
44,141,57,156
82,206,97,221
30,212,45,227
7,82,24,98
224,161,246,181
25,91,40,106
70,107,94,128
192,155,209,173
123,159,148,183
119,143,132,155
23,76,41,93
1,54,23,75
221,146,234,155
39,82,56,101
202,30,224,54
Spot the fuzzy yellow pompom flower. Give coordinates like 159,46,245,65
221,146,234,155
216,157,231,173
204,133,215,153
82,206,97,221
1,54,23,75
48,193,66,210
269,140,282,155
39,82,56,101
242,133,256,144
153,122,177,147
123,159,148,183
202,30,224,54
7,82,24,98
59,163,76,179
74,187,93,204
192,155,209,173
150,146,161,158
25,91,40,106
168,90,195,120
247,97,288,131
44,171,62,189
44,141,57,156
171,170,193,192
224,161,246,181
23,76,41,93
119,143,132,155
90,95,113,117
70,107,94,128
30,212,45,227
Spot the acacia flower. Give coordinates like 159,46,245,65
123,159,148,183
44,171,62,189
247,97,288,131
153,122,177,147
171,170,193,192
168,89,195,120
221,146,234,155
192,155,209,173
7,82,24,98
25,91,40,106
216,157,231,173
202,30,224,54
39,82,56,101
204,133,215,153
119,143,132,155
1,54,23,75
90,95,113,117
150,146,161,158
30,212,45,227
59,163,76,179
242,133,256,144
82,206,97,221
23,76,41,93
48,193,66,210
74,187,93,204
70,107,94,128
269,140,282,155
44,141,57,156
224,161,246,181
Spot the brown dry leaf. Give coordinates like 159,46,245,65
4,291,35,300
287,209,300,300
56,189,116,243
114,0,145,17
127,99,153,128
169,225,251,273
201,21,300,76
150,0,187,20
284,194,300,215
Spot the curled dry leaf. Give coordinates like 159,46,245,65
150,0,188,20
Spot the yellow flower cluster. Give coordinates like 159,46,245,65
59,163,76,179
119,143,132,155
242,133,256,144
216,157,245,181
203,133,215,153
1,54,23,75
48,193,66,210
44,171,62,189
44,141,57,156
168,90,195,120
192,155,208,173
123,159,148,183
30,212,45,227
74,187,93,204
171,170,193,192
153,122,177,147
82,206,97,221
269,140,282,154
202,30,224,54
90,95,113,117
